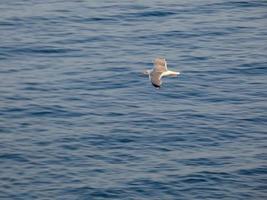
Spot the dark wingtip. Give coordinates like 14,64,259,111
152,83,160,88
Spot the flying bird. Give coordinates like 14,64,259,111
144,58,180,88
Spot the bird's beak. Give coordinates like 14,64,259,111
170,72,180,77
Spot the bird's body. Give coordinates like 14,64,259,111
144,58,180,88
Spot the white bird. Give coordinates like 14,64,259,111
144,58,180,88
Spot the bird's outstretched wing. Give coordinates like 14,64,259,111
150,71,162,88
153,58,167,72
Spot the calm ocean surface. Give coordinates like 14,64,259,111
0,0,266,199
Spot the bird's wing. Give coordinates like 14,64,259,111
153,58,168,72
150,70,163,87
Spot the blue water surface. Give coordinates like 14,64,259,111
0,0,267,199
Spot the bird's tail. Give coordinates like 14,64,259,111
143,70,150,75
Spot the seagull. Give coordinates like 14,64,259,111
144,58,180,88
